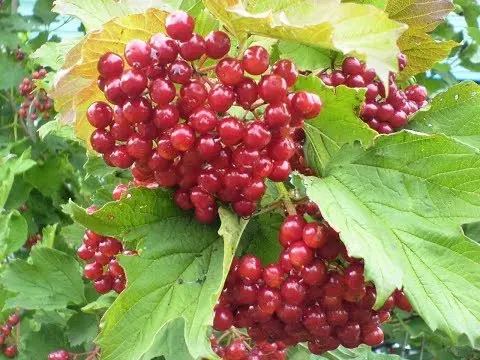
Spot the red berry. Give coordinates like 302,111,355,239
235,77,258,109
150,78,176,105
205,30,230,59
279,215,305,247
213,306,234,331
208,84,235,112
97,52,124,79
272,59,298,87
238,255,263,283
87,102,113,128
149,34,179,65
263,264,285,288
4,345,17,358
168,60,192,84
165,11,195,42
288,242,314,267
242,46,270,75
264,102,291,128
216,58,244,86
7,314,19,326
189,106,217,133
301,259,327,286
127,134,153,160
280,275,306,305
109,146,135,168
258,75,287,103
122,97,152,124
48,350,70,360
394,289,413,312
292,91,322,119
342,57,364,75
77,244,94,260
120,68,148,98
94,275,114,294
90,129,115,154
268,160,291,182
124,39,151,69
152,104,180,130
225,340,248,360
170,124,196,151
98,237,123,256
179,34,206,61
84,262,103,280
217,117,245,147
362,325,384,346
257,287,282,314
108,259,125,277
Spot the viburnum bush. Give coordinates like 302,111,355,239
1,0,480,360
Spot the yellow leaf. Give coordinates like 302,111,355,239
51,8,169,149
398,30,458,79
203,0,407,83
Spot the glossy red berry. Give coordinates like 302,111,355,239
149,34,179,65
242,46,270,75
179,34,206,61
150,78,176,105
124,39,151,69
165,11,195,41
258,75,287,103
213,306,234,331
238,255,263,283
205,30,231,59
342,57,364,75
94,275,114,294
90,129,115,154
48,350,70,360
217,117,245,147
84,262,103,280
216,58,244,86
170,124,196,151
208,84,235,112
122,97,152,124
97,52,124,79
4,346,17,358
87,102,113,128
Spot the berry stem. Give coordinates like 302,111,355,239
276,182,296,216
196,54,208,69
197,64,216,73
236,38,248,60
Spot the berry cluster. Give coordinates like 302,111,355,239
212,215,412,357
17,68,53,121
77,228,135,294
0,313,20,358
14,47,24,61
320,56,428,134
23,233,41,249
87,10,322,222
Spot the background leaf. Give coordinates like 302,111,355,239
407,81,480,150
1,247,85,310
295,75,376,175
303,131,480,347
0,210,27,261
203,0,406,82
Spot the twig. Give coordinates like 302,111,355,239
400,331,409,358
419,336,425,360
276,183,296,216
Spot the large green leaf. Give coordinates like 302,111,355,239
242,212,283,265
69,190,246,359
289,344,401,359
1,247,86,310
33,0,58,23
0,55,28,90
385,0,457,78
407,81,480,150
302,131,480,347
141,319,193,360
295,75,376,176
203,0,406,82
17,324,70,360
0,210,27,261
0,150,36,209
277,41,334,71
31,38,81,71
66,311,98,347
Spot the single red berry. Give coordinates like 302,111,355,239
264,102,291,128
122,97,152,124
97,52,124,79
216,58,244,86
150,78,176,105
48,350,70,360
257,287,282,314
94,275,114,294
179,34,206,61
292,91,322,119
189,106,217,133
83,262,103,280
362,325,384,346
213,306,234,331
243,121,271,150
205,30,230,59
208,84,235,112
268,160,291,182
288,241,314,267
263,264,285,288
225,340,248,360
279,215,306,247
4,345,17,358
197,134,222,161
235,77,258,109
168,60,192,84
342,57,364,75
149,33,179,65
301,259,327,286
127,134,153,160
217,117,245,147
99,237,123,257
258,75,287,103
238,255,263,283
152,104,180,130
242,46,270,75
109,145,135,168
7,314,20,326
272,59,298,87
165,11,195,42
77,243,94,261
87,101,113,128
108,259,125,277
280,275,306,305
124,39,151,69
120,68,148,98
90,129,115,154
394,289,413,312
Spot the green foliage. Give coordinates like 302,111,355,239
296,75,375,176
408,81,480,149
302,131,480,347
1,247,86,310
0,210,27,260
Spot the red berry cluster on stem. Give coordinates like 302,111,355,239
212,214,412,358
320,55,428,134
17,68,53,121
0,312,20,358
77,226,135,295
87,10,322,222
